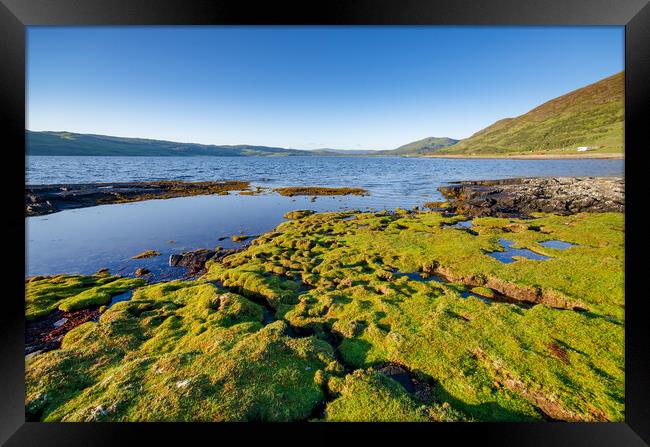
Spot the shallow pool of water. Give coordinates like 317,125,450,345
539,240,576,250
488,238,551,264
109,290,133,307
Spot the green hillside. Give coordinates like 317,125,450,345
27,131,312,157
381,137,459,156
438,72,624,155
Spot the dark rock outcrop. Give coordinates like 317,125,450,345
169,247,239,275
25,180,250,217
438,177,623,217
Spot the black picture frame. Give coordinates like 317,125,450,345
1,0,648,444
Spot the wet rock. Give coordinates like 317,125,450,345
284,210,316,220
169,248,217,275
423,201,449,210
438,177,624,217
132,250,160,259
134,267,150,277
231,235,251,242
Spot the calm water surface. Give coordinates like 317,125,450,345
26,156,623,277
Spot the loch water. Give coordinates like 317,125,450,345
26,156,623,277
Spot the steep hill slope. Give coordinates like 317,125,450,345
438,72,624,155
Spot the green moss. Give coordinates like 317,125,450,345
284,209,316,220
26,281,339,422
25,274,145,319
27,209,624,422
324,369,432,422
201,209,623,421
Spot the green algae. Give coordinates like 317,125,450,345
284,209,316,220
26,281,339,422
25,273,146,320
25,209,624,422
324,369,432,422
202,209,624,421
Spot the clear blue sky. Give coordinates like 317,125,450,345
27,26,623,150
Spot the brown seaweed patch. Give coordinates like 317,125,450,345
132,250,161,259
273,186,368,197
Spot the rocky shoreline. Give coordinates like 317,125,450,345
438,177,624,217
25,180,250,216
25,181,371,216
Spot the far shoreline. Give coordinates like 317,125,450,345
420,152,624,160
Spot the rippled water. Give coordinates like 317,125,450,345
26,156,623,277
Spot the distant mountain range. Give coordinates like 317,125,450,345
378,137,459,155
25,131,431,157
27,72,623,158
26,131,313,157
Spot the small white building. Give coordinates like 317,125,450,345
577,146,592,152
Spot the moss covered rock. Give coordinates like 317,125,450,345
26,273,145,320
284,209,316,220
26,281,339,422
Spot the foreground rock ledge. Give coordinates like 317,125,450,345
438,177,624,217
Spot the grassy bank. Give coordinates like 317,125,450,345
422,152,624,160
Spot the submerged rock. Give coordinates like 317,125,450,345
134,267,151,277
231,235,251,242
169,249,216,274
132,250,160,259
